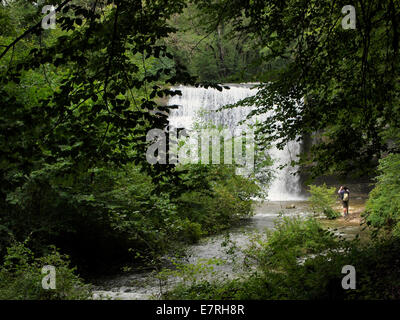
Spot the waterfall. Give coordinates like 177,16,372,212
167,84,304,201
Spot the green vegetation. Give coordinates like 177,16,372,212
243,216,340,270
165,2,275,82
213,0,400,179
0,0,262,295
1,0,400,301
364,154,400,236
308,184,340,219
0,241,91,300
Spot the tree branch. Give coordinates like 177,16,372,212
0,0,73,61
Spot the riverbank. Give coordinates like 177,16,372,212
319,196,370,242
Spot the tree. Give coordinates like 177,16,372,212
365,153,400,236
165,1,271,82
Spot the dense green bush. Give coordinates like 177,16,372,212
308,184,340,219
243,216,340,270
0,241,91,300
364,154,400,236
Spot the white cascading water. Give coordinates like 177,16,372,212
167,84,304,201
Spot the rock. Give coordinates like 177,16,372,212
285,204,296,209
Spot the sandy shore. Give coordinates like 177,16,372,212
333,197,366,225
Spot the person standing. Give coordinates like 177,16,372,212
338,186,350,217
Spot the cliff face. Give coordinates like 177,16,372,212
298,133,375,198
302,176,374,198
